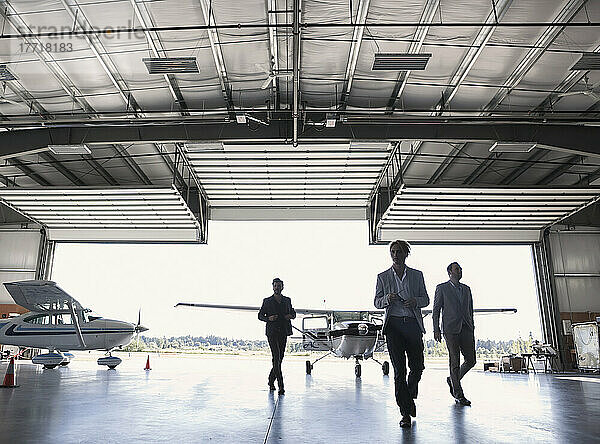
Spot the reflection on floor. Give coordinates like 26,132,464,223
0,353,598,443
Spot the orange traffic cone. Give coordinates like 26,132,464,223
1,357,18,388
144,355,151,371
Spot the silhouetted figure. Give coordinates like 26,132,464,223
258,278,296,396
433,262,476,407
375,240,430,428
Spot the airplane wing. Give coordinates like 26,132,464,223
3,280,84,313
421,308,517,316
176,302,515,317
175,302,385,316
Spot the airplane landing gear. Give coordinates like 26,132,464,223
306,360,312,375
382,361,389,375
97,352,122,370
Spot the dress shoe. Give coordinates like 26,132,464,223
278,389,285,396
410,401,416,418
455,396,471,406
446,377,454,397
399,415,412,428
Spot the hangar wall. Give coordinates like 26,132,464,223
543,227,600,368
0,224,47,306
549,228,600,313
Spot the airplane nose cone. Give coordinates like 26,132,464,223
135,324,149,333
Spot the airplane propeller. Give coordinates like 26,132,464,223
134,308,148,333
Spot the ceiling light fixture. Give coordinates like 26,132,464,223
48,145,91,155
143,57,199,74
489,142,537,153
183,142,225,152
372,53,431,71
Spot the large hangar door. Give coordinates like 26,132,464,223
0,225,47,308
544,228,600,368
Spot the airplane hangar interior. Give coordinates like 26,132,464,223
0,0,599,442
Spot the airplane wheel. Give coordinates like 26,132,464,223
60,361,69,366
355,364,361,378
43,364,58,369
382,361,389,375
305,360,312,375
108,365,118,370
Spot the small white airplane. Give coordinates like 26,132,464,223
0,280,148,369
175,302,517,378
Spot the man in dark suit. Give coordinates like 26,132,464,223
433,262,475,406
375,240,430,428
258,278,296,395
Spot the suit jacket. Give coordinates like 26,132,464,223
258,295,296,336
374,266,430,334
433,280,474,336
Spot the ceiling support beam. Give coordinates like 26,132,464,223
368,142,402,244
198,0,235,112
39,152,87,186
426,142,468,184
3,122,600,157
536,154,584,185
386,0,439,111
400,141,423,178
292,0,301,146
339,0,371,110
462,152,499,185
131,0,190,113
533,43,600,113
575,167,600,186
266,0,281,109
461,0,588,181
0,1,96,114
82,156,120,186
7,159,51,186
60,0,143,114
483,0,588,114
112,144,152,185
402,1,512,175
434,0,513,113
499,149,548,185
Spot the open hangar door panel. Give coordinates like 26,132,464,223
371,186,600,244
0,186,206,243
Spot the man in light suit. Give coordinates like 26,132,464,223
433,262,475,406
375,240,430,428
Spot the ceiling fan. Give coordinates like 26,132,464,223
556,75,600,101
255,64,293,90
261,71,293,90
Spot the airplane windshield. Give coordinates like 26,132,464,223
333,311,370,323
83,310,103,322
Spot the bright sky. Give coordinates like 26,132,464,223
51,221,542,341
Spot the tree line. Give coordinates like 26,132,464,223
125,333,537,358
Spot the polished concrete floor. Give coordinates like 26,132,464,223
0,353,599,443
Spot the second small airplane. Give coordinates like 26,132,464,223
176,302,517,377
